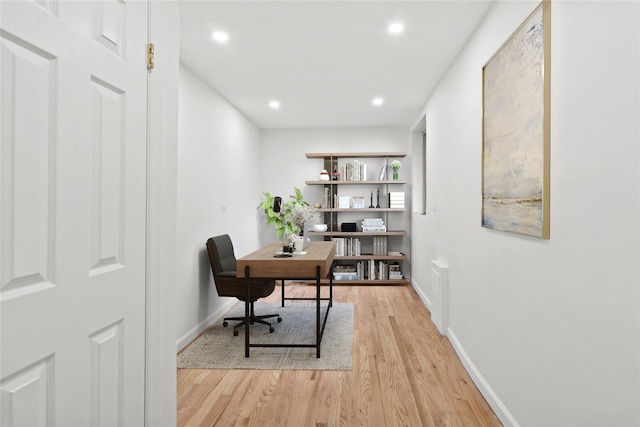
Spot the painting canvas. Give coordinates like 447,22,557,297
482,1,550,239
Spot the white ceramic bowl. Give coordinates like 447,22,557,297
312,224,328,232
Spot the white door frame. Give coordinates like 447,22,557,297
145,2,179,425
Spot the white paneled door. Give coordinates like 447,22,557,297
1,1,148,425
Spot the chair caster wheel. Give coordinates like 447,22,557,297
277,317,282,323
223,321,228,327
233,330,239,336
269,327,275,333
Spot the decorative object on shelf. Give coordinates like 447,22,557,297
376,188,381,208
257,187,309,239
340,222,357,232
312,223,328,232
369,191,374,208
332,165,340,181
390,160,401,180
319,169,330,181
482,1,549,239
377,161,387,181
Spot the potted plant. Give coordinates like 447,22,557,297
257,187,309,239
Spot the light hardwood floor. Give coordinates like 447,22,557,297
177,283,502,427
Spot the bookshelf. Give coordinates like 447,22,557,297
305,152,408,285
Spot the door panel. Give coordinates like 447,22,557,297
1,1,148,425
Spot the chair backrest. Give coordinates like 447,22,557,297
207,234,236,277
206,234,275,302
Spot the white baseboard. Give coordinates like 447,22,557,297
411,278,517,426
446,328,519,427
176,299,236,352
410,278,433,312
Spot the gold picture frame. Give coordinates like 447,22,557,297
482,1,550,239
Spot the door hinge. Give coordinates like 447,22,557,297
147,43,154,69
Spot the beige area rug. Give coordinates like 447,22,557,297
177,302,354,370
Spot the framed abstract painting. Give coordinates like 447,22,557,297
482,1,550,239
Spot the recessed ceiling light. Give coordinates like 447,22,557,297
388,22,404,35
212,31,229,43
372,97,384,106
269,100,280,109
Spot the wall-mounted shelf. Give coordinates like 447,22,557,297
306,180,407,185
335,254,407,261
310,230,407,237
316,208,406,213
306,152,407,159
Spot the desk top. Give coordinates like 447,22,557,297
236,241,336,279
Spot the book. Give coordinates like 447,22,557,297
362,226,387,232
362,218,384,227
333,273,358,280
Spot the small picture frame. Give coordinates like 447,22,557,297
338,196,351,209
352,196,365,209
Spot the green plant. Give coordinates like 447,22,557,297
390,160,402,171
257,187,309,239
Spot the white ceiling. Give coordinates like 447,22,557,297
179,1,494,129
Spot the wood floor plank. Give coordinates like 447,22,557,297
177,283,502,426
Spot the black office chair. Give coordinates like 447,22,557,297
206,235,282,336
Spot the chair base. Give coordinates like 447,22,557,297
223,313,282,336
223,301,282,336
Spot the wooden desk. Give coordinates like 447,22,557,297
236,241,336,357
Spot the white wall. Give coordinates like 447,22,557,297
259,127,412,275
176,65,264,348
411,1,639,426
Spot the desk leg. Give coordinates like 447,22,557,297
329,261,334,308
244,266,250,357
316,265,321,358
281,279,285,307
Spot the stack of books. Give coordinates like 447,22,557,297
362,218,386,232
389,192,405,209
389,263,403,280
333,264,358,281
